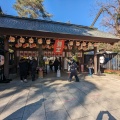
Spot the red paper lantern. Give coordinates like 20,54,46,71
32,43,36,48
15,44,19,48
23,44,27,48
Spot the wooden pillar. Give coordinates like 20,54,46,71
4,38,9,78
81,50,84,72
81,50,84,64
94,47,97,74
14,49,17,73
38,45,42,59
38,44,43,67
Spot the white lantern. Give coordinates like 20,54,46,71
38,38,43,44
46,39,51,44
99,56,105,64
76,41,80,46
19,37,25,43
69,41,73,46
29,38,34,44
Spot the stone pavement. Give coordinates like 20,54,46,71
0,73,120,120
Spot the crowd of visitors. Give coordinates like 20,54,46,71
18,55,94,83
18,56,37,82
49,57,61,72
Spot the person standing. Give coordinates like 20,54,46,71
53,58,60,72
69,59,79,82
65,58,72,79
30,57,38,81
49,60,53,71
87,58,94,76
19,57,28,82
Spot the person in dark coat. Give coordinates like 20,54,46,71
19,57,28,82
53,58,60,72
30,57,38,81
68,59,79,82
49,60,53,71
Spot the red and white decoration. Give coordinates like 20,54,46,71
54,40,65,54
29,38,34,44
9,36,15,42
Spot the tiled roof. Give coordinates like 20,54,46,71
0,15,119,40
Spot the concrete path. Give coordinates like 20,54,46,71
0,74,120,120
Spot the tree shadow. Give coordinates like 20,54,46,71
1,72,99,120
96,111,117,120
3,98,46,120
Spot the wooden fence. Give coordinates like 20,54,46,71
104,53,120,70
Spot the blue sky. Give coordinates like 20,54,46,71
0,0,105,30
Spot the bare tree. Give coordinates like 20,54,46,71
95,0,120,36
92,0,120,52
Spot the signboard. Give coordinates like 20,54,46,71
54,40,64,54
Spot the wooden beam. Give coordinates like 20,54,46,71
0,27,119,43
84,49,94,52
94,47,97,74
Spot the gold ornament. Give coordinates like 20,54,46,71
46,39,51,44
88,42,93,47
38,38,43,44
82,41,86,46
76,41,80,46
19,37,25,43
69,41,73,46
29,38,34,43
9,36,15,42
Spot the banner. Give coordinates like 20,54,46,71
54,40,64,54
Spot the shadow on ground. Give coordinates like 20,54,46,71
1,72,117,120
96,111,116,120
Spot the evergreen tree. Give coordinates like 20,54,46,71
13,0,52,19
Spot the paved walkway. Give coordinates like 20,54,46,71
0,73,120,120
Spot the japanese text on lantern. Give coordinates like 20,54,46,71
54,40,64,54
